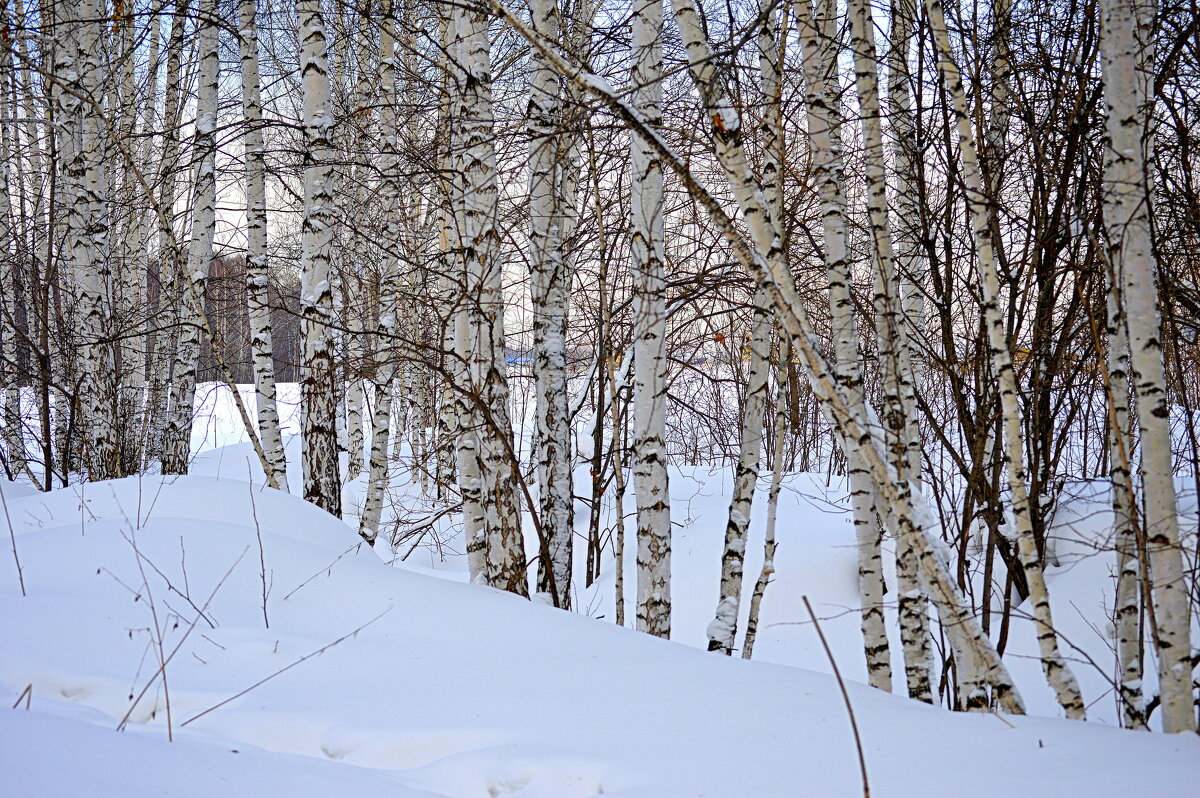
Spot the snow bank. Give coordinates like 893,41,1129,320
2,474,1196,796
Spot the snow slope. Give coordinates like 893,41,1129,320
2,474,1197,797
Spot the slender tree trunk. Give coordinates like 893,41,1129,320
528,0,573,608
72,0,119,481
0,39,25,480
146,0,189,468
743,340,789,660
630,0,671,637
885,0,935,703
1105,267,1147,729
298,0,342,516
707,0,779,654
1099,0,1194,733
360,0,401,545
161,0,219,477
924,0,1085,718
239,0,289,491
792,0,892,691
457,0,528,594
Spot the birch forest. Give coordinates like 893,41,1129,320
1,0,1199,766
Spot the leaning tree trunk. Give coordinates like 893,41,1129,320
1099,0,1195,734
297,0,342,517
239,0,289,492
924,0,1085,718
630,0,671,638
657,0,1026,709
528,0,574,609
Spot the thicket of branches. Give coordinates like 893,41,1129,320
0,0,1196,730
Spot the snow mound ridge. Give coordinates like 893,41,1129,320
1,475,1197,797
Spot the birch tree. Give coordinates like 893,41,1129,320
630,0,671,638
923,0,1085,718
240,0,289,491
298,0,342,516
706,0,777,655
70,0,120,480
161,0,219,477
359,0,401,546
458,0,528,595
1099,0,1195,733
528,0,574,608
792,0,892,690
885,0,934,702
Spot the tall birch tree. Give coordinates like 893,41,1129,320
298,0,342,516
630,0,671,638
240,0,289,491
1099,0,1195,733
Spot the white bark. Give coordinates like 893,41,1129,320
924,0,1085,717
1099,0,1194,733
298,0,342,516
792,0,892,691
72,0,120,480
707,0,778,655
743,340,789,661
1105,269,1146,729
146,0,189,468
1,35,25,479
631,0,671,638
528,0,574,609
885,0,934,702
240,0,289,492
457,1,528,595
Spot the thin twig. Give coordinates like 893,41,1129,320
248,464,270,629
11,683,32,709
803,595,870,798
180,607,391,728
0,480,26,596
282,541,365,600
117,548,248,734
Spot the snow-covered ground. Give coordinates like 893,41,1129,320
2,385,1198,796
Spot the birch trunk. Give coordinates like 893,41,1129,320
1105,268,1147,729
924,0,1085,718
1,40,24,479
885,0,934,702
359,1,401,546
146,0,189,468
115,1,144,475
74,0,120,480
528,0,573,608
1099,0,1194,733
792,0,891,691
631,0,671,637
298,0,342,516
706,0,778,654
743,340,789,660
161,0,218,477
239,0,289,492
457,1,528,595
